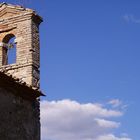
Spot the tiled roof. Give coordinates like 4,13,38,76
0,71,45,100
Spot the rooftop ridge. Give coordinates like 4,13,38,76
0,71,45,98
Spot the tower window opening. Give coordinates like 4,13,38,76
2,34,17,65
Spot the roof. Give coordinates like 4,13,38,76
0,71,45,100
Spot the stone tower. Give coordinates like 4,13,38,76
0,2,43,88
0,2,43,140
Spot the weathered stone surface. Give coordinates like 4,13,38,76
0,2,43,88
0,87,40,140
0,3,43,140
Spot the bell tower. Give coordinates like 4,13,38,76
0,2,43,88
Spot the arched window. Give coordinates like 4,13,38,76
2,34,16,65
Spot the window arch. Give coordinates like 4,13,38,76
2,34,17,65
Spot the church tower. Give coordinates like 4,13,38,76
0,3,43,140
0,2,43,88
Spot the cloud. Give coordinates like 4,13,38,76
41,99,132,140
123,14,140,23
108,99,122,108
96,134,132,140
94,118,120,128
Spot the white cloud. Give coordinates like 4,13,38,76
123,14,140,23
108,99,122,108
94,118,120,128
41,99,132,140
96,134,132,140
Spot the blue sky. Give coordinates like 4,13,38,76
2,0,140,140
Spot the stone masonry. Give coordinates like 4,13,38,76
0,71,43,140
0,88,40,140
0,2,43,88
0,2,43,140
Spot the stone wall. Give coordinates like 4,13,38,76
0,87,40,140
0,4,43,140
0,3,42,88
